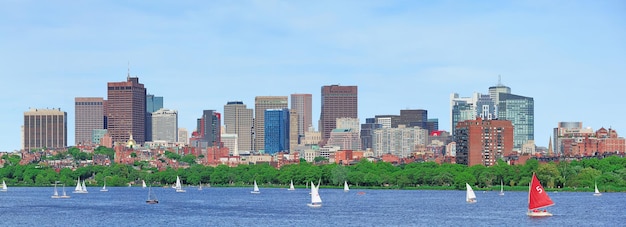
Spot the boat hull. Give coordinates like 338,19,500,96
307,203,322,208
251,191,260,194
527,211,552,217
593,193,602,196
146,200,159,204
176,189,186,193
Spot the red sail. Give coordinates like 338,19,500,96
528,173,555,210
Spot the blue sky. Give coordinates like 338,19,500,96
1,0,624,152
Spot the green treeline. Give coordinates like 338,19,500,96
2,153,626,192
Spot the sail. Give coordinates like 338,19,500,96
344,181,349,192
175,176,182,189
1,180,7,191
289,180,295,190
75,178,82,192
53,184,59,196
82,180,88,192
466,183,476,202
499,180,504,196
142,180,147,188
594,183,600,194
311,181,322,204
253,180,259,192
528,173,554,210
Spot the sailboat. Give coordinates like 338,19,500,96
81,180,89,193
1,180,7,192
73,177,87,193
593,181,602,196
307,181,322,208
344,181,350,192
146,186,159,204
251,180,260,194
100,179,108,192
142,180,147,189
466,183,477,203
198,182,203,191
60,184,71,198
527,173,555,217
51,182,60,199
499,180,505,196
174,176,186,193
288,180,295,191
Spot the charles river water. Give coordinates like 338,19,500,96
0,186,622,226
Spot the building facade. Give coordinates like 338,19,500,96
23,108,67,151
224,101,254,152
372,126,428,158
254,96,288,152
264,108,290,154
145,94,163,142
75,97,104,145
151,108,178,143
360,118,382,150
498,93,534,150
107,76,146,144
290,93,312,143
320,85,358,146
455,118,514,166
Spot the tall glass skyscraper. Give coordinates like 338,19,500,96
498,93,534,149
264,108,289,154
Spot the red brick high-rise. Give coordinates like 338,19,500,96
319,85,358,146
455,118,513,166
107,76,146,145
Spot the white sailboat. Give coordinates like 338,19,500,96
288,180,295,191
344,181,350,192
466,183,477,203
307,181,322,208
100,179,108,192
73,177,87,193
146,186,159,204
60,184,71,198
251,180,260,194
142,180,147,189
499,180,504,196
593,181,602,196
81,180,88,193
198,182,203,191
175,176,186,193
1,180,7,192
51,182,60,199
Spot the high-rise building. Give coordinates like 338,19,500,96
455,118,513,166
107,76,146,144
178,128,188,145
450,93,480,136
374,115,398,129
498,93,534,150
23,108,67,151
254,96,288,152
488,77,512,109
151,108,178,143
327,128,361,151
195,110,221,148
360,118,382,150
145,94,163,142
290,93,312,142
289,109,299,151
223,101,254,152
264,108,290,154
75,97,104,145
372,125,428,158
397,109,428,128
320,85,358,146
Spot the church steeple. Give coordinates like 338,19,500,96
547,136,553,157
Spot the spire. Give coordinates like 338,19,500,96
497,74,502,86
547,136,553,157
127,61,130,80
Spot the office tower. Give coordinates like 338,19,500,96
196,110,221,148
476,94,496,120
397,109,428,128
178,128,188,145
107,76,146,144
221,133,238,156
289,109,298,150
372,125,428,158
75,97,104,145
488,76,512,109
455,118,513,166
360,118,382,150
327,128,361,150
374,115,398,129
145,94,163,142
290,93,312,142
254,96,288,152
498,93,534,150
264,108,289,154
426,119,439,133
450,93,480,136
320,85,358,146
23,108,67,150
151,108,178,143
224,101,254,152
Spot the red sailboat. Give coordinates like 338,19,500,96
527,173,554,217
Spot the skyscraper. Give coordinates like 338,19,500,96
107,76,146,144
75,97,104,145
23,108,67,151
264,108,289,154
290,93,312,142
196,110,221,148
455,118,513,166
224,101,253,152
498,93,534,150
254,96,288,152
151,108,178,143
145,94,163,142
360,118,382,150
320,85,358,146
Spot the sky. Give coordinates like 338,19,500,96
1,0,625,152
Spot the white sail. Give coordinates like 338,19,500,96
81,180,88,193
1,180,7,192
74,177,82,192
308,181,322,207
142,180,147,189
288,180,295,191
466,183,477,203
594,182,602,196
51,183,60,198
101,179,108,192
61,184,70,198
175,176,186,192
344,181,350,192
499,180,504,196
251,180,260,194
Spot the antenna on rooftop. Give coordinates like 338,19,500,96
127,61,130,79
497,74,502,86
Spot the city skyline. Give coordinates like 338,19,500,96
1,1,625,151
